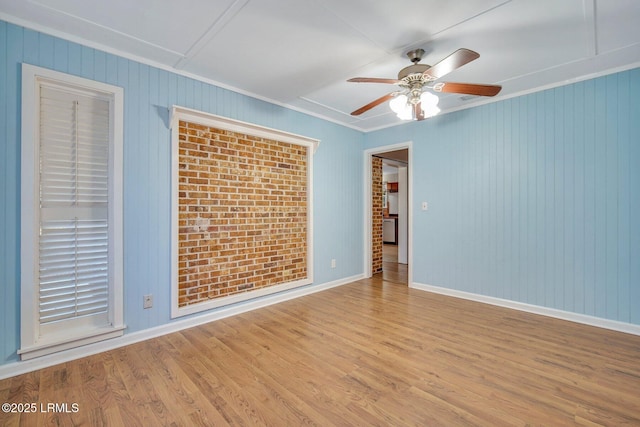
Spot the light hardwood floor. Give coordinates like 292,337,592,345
382,243,406,285
1,275,639,426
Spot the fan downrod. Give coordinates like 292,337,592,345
406,48,425,64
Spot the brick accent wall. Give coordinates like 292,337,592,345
177,120,308,307
372,156,383,274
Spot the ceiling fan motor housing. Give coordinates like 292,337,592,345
399,48,433,82
397,64,430,81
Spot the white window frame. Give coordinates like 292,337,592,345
170,106,319,318
20,64,125,360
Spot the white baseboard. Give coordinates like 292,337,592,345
0,274,363,380
411,282,640,336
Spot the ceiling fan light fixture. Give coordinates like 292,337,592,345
396,105,414,121
389,94,408,114
390,91,440,120
420,91,439,106
389,95,413,120
420,91,440,118
421,104,441,118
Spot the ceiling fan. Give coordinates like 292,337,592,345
348,48,502,120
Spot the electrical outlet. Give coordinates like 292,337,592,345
331,259,336,268
143,294,153,309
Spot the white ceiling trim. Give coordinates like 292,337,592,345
26,0,184,57
0,11,367,132
3,0,639,133
173,0,250,70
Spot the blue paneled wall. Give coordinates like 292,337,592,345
0,20,364,365
365,69,640,325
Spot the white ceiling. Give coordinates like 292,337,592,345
2,0,639,131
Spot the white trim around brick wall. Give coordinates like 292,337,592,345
170,106,319,318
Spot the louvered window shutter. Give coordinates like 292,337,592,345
21,64,123,360
37,85,110,334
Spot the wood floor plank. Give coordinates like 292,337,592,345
211,322,342,425
141,337,224,426
111,345,178,426
178,327,284,426
232,318,373,425
1,274,639,426
163,332,248,425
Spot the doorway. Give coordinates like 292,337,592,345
364,142,412,286
381,157,408,284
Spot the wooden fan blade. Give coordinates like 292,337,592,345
348,77,401,84
422,48,480,81
351,93,396,116
434,82,502,97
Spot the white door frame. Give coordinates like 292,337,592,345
363,141,413,286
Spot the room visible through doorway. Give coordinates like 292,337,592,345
374,148,409,285
382,242,408,284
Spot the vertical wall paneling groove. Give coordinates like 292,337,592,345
1,22,21,365
40,33,55,68
573,81,585,315
22,28,36,65
139,62,151,329
552,88,561,309
594,77,607,318
0,19,364,366
146,66,158,330
605,74,618,319
563,84,574,313
53,37,68,72
0,21,9,364
617,72,630,323
93,49,105,82
584,79,596,315
364,68,640,327
500,101,508,300
631,69,640,325
512,98,521,303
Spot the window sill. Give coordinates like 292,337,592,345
18,325,126,360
